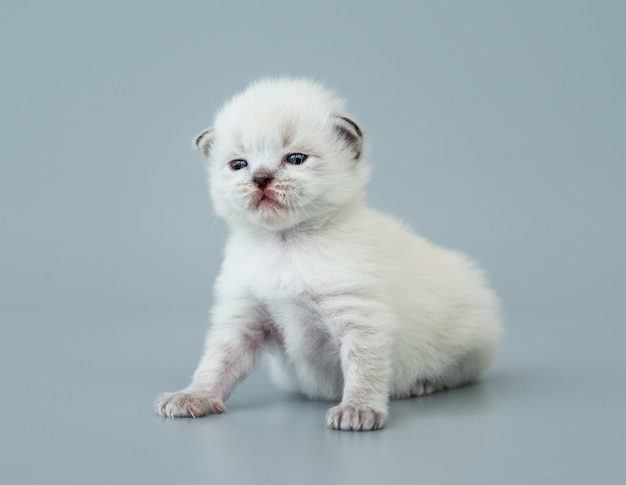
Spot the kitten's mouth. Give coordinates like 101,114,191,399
252,190,282,210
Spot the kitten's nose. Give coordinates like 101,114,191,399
253,173,273,190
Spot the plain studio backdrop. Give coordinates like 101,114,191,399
1,1,624,484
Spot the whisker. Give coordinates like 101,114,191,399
192,212,220,234
180,197,211,209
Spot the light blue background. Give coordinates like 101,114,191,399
1,1,624,484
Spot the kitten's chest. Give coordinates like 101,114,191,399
225,232,357,362
238,234,331,299
264,293,340,364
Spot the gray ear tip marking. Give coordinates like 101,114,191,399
335,116,363,160
338,116,363,137
194,128,212,147
194,128,215,156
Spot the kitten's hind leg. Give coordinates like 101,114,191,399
410,379,448,397
410,346,496,399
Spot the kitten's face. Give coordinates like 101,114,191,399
197,79,368,231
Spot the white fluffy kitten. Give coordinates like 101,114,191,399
155,78,502,431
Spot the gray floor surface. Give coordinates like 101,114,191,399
3,311,624,485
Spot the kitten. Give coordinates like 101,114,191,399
155,78,502,431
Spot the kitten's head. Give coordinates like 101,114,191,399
195,78,369,231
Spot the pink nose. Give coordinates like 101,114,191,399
253,174,273,189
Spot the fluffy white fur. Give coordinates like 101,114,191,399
155,78,502,431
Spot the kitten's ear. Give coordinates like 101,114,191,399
334,116,363,160
194,128,215,157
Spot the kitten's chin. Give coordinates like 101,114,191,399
245,207,300,231
237,199,315,231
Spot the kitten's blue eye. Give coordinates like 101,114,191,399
286,153,308,165
229,160,248,171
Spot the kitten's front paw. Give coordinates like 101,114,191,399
154,391,225,418
326,403,388,431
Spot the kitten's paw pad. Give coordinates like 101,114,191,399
154,391,225,418
411,379,447,397
326,403,388,431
